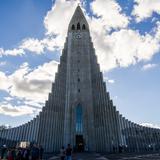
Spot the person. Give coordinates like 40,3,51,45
31,144,39,160
1,145,7,159
65,144,72,160
7,149,14,160
39,145,44,160
11,148,16,160
60,146,65,160
23,147,30,160
16,148,22,160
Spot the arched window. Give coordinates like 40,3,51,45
76,104,83,133
82,24,86,30
71,24,75,30
77,23,80,30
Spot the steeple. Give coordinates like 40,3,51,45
68,5,89,33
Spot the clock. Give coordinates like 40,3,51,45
75,33,82,39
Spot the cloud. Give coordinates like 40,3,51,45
90,28,160,71
4,97,14,101
43,0,160,72
90,0,129,31
43,0,81,51
141,123,160,129
0,59,58,102
142,63,158,71
0,103,35,117
9,60,58,103
0,72,10,91
132,0,160,22
0,60,58,116
104,77,115,84
20,38,45,54
0,0,160,72
44,0,79,36
108,79,115,84
0,48,24,57
0,61,6,66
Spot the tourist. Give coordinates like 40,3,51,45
7,148,14,160
39,145,44,160
11,148,16,160
60,146,65,160
23,147,30,160
31,144,39,160
1,144,7,160
16,148,22,160
65,144,72,160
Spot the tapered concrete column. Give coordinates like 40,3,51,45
30,120,34,142
125,119,130,152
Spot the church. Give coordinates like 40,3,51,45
0,6,160,153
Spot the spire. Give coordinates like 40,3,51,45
68,5,89,33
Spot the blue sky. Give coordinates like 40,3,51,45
0,0,160,128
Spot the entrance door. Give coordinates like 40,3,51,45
76,135,84,152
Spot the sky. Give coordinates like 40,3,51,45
0,0,160,128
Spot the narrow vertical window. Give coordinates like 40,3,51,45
76,104,83,133
82,24,86,30
72,24,75,30
77,22,80,30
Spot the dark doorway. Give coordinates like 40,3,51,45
76,135,84,152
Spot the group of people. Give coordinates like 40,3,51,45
0,144,44,160
60,144,72,160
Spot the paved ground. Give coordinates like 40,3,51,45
49,153,160,160
49,153,108,160
106,153,160,160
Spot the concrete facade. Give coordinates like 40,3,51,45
0,6,160,153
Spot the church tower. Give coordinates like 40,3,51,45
0,5,160,153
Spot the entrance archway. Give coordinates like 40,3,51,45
76,135,84,152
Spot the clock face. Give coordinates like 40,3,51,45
75,33,82,39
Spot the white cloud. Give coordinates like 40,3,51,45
0,60,58,117
142,63,158,71
155,21,160,39
0,48,4,57
104,77,115,84
0,48,24,57
20,38,45,54
90,28,160,71
43,0,81,50
90,0,129,31
0,61,6,66
0,72,10,91
9,61,58,103
44,0,80,36
132,0,160,22
108,79,115,84
0,103,35,117
141,123,160,129
4,97,14,101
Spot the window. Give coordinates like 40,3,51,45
76,104,83,133
82,24,86,30
78,89,80,92
72,24,75,30
78,78,80,82
77,23,80,30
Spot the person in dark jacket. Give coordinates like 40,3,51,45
31,144,39,160
39,145,44,160
1,144,7,159
65,144,72,160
